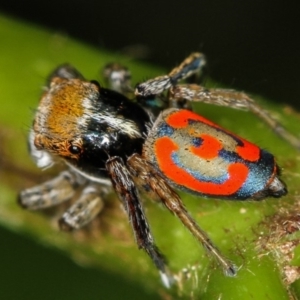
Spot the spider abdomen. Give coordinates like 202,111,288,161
143,108,287,200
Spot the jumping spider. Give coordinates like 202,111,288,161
19,53,298,287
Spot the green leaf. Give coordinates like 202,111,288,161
1,14,300,299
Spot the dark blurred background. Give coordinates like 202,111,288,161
1,0,299,107
0,1,299,299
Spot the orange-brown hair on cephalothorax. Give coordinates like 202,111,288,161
34,77,99,159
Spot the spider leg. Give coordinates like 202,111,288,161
59,184,107,231
135,53,206,112
18,170,85,210
135,53,206,97
170,84,300,149
168,52,206,84
106,156,173,287
127,154,237,277
102,62,133,95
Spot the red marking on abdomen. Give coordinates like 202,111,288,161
236,140,260,162
166,110,216,128
166,109,261,162
190,134,222,159
155,136,249,196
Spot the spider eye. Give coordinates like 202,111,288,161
69,145,81,155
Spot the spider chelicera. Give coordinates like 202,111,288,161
19,53,299,287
